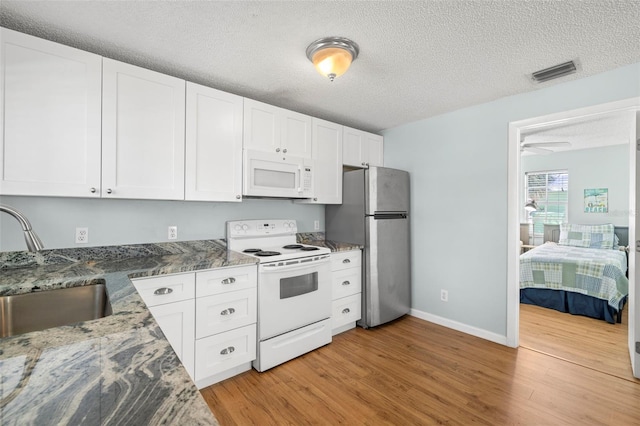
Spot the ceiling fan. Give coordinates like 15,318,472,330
520,140,571,155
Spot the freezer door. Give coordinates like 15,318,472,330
362,215,411,327
365,167,410,215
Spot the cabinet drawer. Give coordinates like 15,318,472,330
196,265,257,297
133,273,195,307
332,268,362,300
195,289,257,339
195,324,256,381
332,293,361,330
331,250,361,272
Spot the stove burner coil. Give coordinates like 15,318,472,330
243,248,262,253
283,244,304,249
254,251,281,257
300,246,320,251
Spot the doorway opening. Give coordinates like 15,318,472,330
506,98,639,380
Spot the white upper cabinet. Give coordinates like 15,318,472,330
243,98,312,159
0,28,102,197
343,126,384,168
102,58,186,200
185,83,243,202
297,118,343,204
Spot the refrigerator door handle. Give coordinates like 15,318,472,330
370,213,408,219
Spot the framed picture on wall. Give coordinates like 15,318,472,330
584,188,608,213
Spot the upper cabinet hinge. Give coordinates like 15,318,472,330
636,341,640,354
636,240,640,252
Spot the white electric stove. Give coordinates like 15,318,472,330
226,219,332,372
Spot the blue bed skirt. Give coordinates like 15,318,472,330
520,288,627,324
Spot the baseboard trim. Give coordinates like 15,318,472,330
409,309,508,346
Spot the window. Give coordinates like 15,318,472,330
525,170,568,245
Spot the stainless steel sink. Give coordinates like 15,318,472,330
0,284,112,338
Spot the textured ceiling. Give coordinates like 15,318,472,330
1,1,639,133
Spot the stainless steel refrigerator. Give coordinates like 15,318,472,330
326,166,410,328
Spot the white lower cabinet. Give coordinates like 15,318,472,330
330,250,362,335
132,264,257,389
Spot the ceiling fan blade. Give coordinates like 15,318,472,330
520,141,571,148
522,146,553,155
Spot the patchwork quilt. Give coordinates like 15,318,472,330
520,243,628,310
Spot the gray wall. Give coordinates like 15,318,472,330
521,144,629,227
0,196,324,251
382,61,640,337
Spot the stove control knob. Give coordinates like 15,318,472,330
234,224,242,231
242,224,249,231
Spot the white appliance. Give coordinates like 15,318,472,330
226,219,332,372
243,150,314,198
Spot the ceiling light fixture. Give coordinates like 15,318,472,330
306,37,359,82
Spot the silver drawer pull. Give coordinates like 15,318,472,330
342,308,351,314
220,308,236,316
153,287,173,295
220,346,235,355
342,280,351,286
221,277,236,285
342,259,351,264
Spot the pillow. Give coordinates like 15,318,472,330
558,223,615,249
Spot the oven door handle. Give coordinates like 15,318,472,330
259,256,330,273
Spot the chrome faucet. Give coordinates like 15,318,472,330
0,204,44,252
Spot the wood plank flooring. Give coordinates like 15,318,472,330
200,316,640,425
519,303,635,381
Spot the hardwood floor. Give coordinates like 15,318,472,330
520,303,635,381
201,316,640,425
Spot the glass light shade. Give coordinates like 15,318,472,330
311,47,354,81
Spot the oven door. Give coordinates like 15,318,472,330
258,256,331,340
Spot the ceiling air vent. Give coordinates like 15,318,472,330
531,60,577,83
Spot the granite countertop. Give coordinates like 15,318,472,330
0,236,360,424
0,240,257,425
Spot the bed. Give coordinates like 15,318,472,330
519,223,629,324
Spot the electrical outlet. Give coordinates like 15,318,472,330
440,289,448,302
168,226,178,240
75,227,89,244
314,220,320,231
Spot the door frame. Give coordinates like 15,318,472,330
506,98,640,365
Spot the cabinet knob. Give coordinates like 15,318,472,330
283,148,287,153
221,277,236,285
342,259,351,264
220,307,236,316
362,162,366,166
313,198,318,201
276,148,280,152
106,188,113,194
342,280,350,286
153,287,173,295
90,187,97,193
342,308,351,314
220,346,235,355
236,195,241,200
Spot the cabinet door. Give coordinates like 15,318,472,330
364,133,384,167
0,28,102,197
297,118,342,204
281,110,312,159
149,299,196,379
243,99,280,154
102,58,185,200
343,126,364,167
185,83,243,202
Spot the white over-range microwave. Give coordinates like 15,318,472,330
243,150,314,198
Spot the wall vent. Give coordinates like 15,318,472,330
531,60,577,83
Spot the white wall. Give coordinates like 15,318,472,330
521,144,629,227
0,195,324,252
382,62,640,337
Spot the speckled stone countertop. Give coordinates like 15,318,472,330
296,233,363,252
0,236,361,424
0,240,256,425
